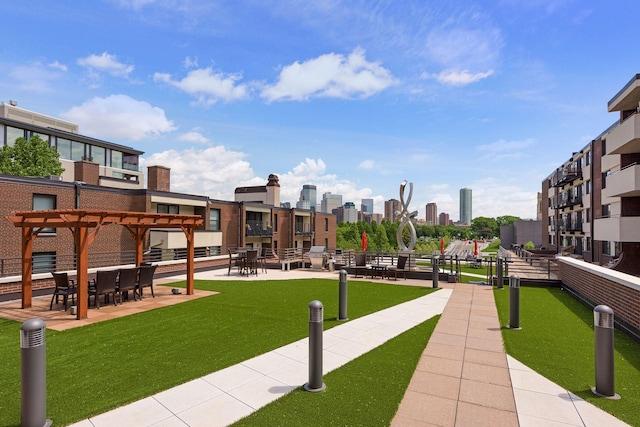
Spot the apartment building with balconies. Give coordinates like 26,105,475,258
543,74,640,275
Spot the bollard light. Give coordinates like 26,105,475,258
432,256,439,289
508,275,521,329
592,305,619,399
338,270,348,321
304,300,326,392
21,318,52,427
496,258,504,289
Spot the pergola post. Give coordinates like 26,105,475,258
135,228,146,266
185,227,195,295
75,227,90,320
21,227,34,309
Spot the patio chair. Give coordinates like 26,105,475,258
89,269,120,309
228,249,243,275
387,255,409,280
117,267,139,302
135,264,157,299
242,249,259,276
49,272,77,310
353,253,370,278
257,247,268,273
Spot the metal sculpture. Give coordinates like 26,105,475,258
395,180,418,251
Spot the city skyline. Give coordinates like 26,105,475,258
1,2,638,220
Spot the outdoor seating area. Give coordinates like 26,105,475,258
227,248,264,276
48,264,159,312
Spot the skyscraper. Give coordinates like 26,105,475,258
321,192,342,213
460,188,472,225
425,202,437,225
299,184,317,212
385,199,400,222
361,198,374,214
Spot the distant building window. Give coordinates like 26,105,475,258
209,209,220,231
91,146,106,166
324,218,328,232
586,208,590,223
6,126,24,147
602,241,611,256
274,214,278,232
602,139,607,155
71,140,85,161
111,150,123,169
586,150,591,166
602,204,610,218
157,204,179,214
585,180,591,194
585,237,591,252
33,194,56,234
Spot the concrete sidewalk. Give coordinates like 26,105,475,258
69,269,630,427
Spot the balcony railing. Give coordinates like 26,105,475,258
551,193,583,209
245,221,273,236
550,167,582,187
295,223,312,236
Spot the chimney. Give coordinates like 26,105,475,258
148,165,171,192
266,174,280,207
74,160,99,185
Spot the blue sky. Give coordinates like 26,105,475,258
1,1,638,220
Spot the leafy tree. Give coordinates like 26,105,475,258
496,215,521,227
0,135,64,176
471,216,498,239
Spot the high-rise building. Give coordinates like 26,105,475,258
460,188,472,225
439,212,450,226
299,184,317,212
385,199,400,222
341,202,358,223
361,198,374,214
425,202,437,225
321,192,342,214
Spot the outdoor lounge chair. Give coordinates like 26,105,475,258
89,269,120,309
387,255,409,280
135,264,157,299
117,267,139,302
49,272,77,310
353,253,370,278
242,249,259,276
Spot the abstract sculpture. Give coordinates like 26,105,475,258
395,180,418,251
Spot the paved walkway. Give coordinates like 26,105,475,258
61,269,628,427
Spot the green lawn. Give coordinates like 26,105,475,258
234,316,439,426
0,278,434,426
494,286,640,426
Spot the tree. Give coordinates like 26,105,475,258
471,216,498,239
496,215,521,227
0,135,64,176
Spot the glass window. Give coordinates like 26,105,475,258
33,252,56,274
602,204,610,218
111,150,123,169
6,126,24,146
273,214,278,232
602,241,611,256
33,194,56,234
0,124,4,145
324,218,328,231
586,208,590,223
586,151,591,166
157,204,179,214
56,138,72,160
586,180,591,194
209,209,220,231
28,131,50,144
123,153,139,171
71,141,85,161
91,146,106,166
602,139,607,155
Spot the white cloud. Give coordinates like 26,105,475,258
142,146,255,198
178,128,210,144
77,52,134,78
48,61,68,72
261,47,397,102
468,177,538,219
358,159,376,170
477,138,535,161
61,95,176,141
183,56,199,69
153,68,249,105
424,69,494,86
10,61,65,92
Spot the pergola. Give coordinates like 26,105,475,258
6,209,203,319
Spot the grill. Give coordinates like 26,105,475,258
308,246,327,270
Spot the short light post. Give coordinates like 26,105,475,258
592,305,619,399
304,300,326,392
338,270,348,321
432,256,439,289
21,318,52,427
508,275,521,329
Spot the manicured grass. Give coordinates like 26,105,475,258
233,316,439,426
0,278,433,426
494,286,640,426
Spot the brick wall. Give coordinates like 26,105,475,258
559,257,640,338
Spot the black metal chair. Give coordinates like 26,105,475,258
49,272,76,310
135,264,157,299
89,269,120,309
387,255,409,280
257,247,268,273
242,249,259,276
353,253,370,278
117,267,139,302
228,249,243,275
